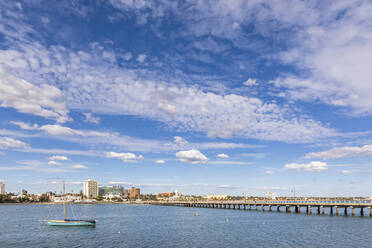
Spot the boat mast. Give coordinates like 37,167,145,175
63,180,66,220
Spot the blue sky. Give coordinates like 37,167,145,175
1,0,372,196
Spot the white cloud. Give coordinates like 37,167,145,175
176,149,208,164
306,145,372,160
12,121,113,137
105,151,144,162
271,1,372,115
0,1,337,144
0,136,29,149
83,113,100,124
174,136,188,146
155,159,165,164
341,170,351,174
47,161,60,165
136,54,147,62
20,148,98,156
217,153,229,158
243,78,257,86
0,69,70,123
40,16,49,24
284,161,327,172
70,164,88,170
108,181,133,185
265,170,274,174
48,155,69,161
0,160,87,172
122,52,132,60
207,161,253,165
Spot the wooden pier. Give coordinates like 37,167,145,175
150,200,372,216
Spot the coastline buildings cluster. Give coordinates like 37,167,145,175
3,180,372,204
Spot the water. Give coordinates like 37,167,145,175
1,204,372,247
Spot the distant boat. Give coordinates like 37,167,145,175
47,181,96,227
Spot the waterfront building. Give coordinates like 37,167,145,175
207,194,228,200
123,189,130,198
0,182,5,194
157,192,175,198
99,185,124,196
53,195,82,203
83,179,99,198
266,192,276,200
129,187,140,199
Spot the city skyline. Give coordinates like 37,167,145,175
1,1,372,196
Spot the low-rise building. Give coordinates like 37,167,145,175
53,195,82,202
207,194,228,200
157,192,175,198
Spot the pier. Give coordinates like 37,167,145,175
150,200,372,216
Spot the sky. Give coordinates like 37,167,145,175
1,0,372,196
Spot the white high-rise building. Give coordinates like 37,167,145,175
0,182,5,194
266,192,276,200
83,179,99,198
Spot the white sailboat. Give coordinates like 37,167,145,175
47,181,96,227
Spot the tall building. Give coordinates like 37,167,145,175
83,179,99,198
129,187,140,199
0,182,5,194
266,192,276,200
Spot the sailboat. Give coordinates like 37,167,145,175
47,181,96,227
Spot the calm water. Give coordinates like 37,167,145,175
1,204,372,247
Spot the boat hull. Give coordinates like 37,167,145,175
47,219,96,226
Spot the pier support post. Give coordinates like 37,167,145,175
249,205,252,210
322,206,325,215
336,206,339,215
255,205,258,211
370,207,372,217
262,205,265,211
277,206,280,212
306,206,309,214
269,206,272,211
344,207,348,216
361,208,364,216
286,206,290,213
295,205,300,213
243,204,246,210
317,206,321,214
330,206,333,215
309,206,312,214
351,207,355,216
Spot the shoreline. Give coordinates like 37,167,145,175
0,202,152,205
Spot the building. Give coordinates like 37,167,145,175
0,182,5,194
99,185,124,196
129,187,140,199
157,192,175,198
83,179,99,198
53,195,82,203
266,192,276,200
207,194,228,200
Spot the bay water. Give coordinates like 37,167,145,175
1,204,372,247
